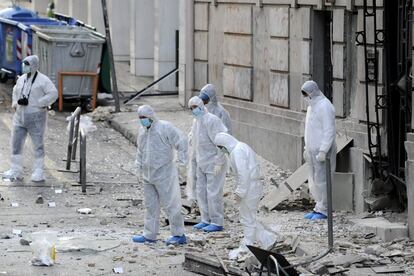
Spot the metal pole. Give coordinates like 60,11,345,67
66,118,74,170
326,155,334,249
123,68,179,105
285,151,334,270
71,109,81,160
101,0,120,112
175,30,179,87
80,129,87,193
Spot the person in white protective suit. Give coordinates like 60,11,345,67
302,80,337,220
2,55,58,182
186,84,232,202
188,96,228,232
199,84,232,133
132,105,188,245
214,132,277,259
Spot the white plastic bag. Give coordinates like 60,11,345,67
79,115,97,134
66,114,97,134
29,231,57,266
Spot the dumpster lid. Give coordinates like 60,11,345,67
33,25,105,43
0,6,38,19
0,17,67,32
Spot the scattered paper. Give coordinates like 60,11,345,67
11,203,19,207
12,229,22,236
55,189,63,194
113,267,124,274
77,208,92,214
48,202,56,208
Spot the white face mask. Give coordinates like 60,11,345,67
22,63,31,74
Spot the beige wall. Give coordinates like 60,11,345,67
190,0,383,170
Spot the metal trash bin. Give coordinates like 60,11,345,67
31,25,105,98
53,12,111,94
0,17,66,82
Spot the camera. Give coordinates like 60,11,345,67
17,96,28,106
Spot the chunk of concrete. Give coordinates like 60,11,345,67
332,172,354,211
261,134,353,210
351,217,408,242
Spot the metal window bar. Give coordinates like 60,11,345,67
395,0,412,181
355,0,386,180
66,107,81,171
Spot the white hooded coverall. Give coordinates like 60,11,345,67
187,84,232,201
5,55,58,181
188,96,227,226
302,80,337,216
199,84,232,134
136,105,188,240
214,133,276,259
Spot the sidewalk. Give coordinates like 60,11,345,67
109,95,192,145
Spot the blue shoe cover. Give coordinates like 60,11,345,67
203,224,224,232
193,222,209,230
165,235,187,245
132,235,156,243
304,211,317,219
310,212,327,220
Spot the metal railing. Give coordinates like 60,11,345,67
66,107,81,171
61,107,88,193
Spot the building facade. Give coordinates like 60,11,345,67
30,0,414,221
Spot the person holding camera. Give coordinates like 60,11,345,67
2,55,58,182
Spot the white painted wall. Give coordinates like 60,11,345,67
154,0,179,91
55,0,69,15
107,0,130,61
130,0,154,77
69,0,88,23
87,0,104,34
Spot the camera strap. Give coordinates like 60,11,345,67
21,71,38,100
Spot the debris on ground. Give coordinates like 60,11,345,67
30,231,57,267
88,106,115,122
56,237,121,253
77,208,92,214
113,267,124,274
20,238,30,246
35,195,44,204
